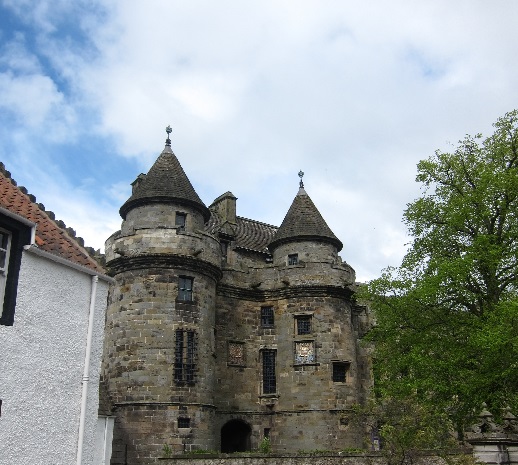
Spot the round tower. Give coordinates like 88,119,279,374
260,175,364,451
103,130,222,463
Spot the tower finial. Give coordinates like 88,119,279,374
298,170,304,188
165,125,172,147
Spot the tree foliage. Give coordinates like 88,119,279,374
352,397,458,465
363,110,518,435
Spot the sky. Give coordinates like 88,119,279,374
1,1,518,282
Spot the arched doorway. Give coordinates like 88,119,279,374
220,419,252,453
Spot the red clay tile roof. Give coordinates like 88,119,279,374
0,164,105,273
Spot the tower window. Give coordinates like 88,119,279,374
178,417,190,428
332,361,350,382
288,254,298,265
261,306,274,328
175,212,186,230
262,349,277,394
174,329,197,384
178,276,193,302
295,315,312,335
220,240,229,261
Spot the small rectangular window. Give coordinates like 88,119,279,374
332,362,350,382
220,240,229,261
175,212,186,230
174,329,197,384
296,315,311,335
178,417,190,428
178,276,193,302
261,306,274,328
288,253,298,265
262,350,276,394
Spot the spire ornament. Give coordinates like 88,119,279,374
298,170,304,188
165,125,172,147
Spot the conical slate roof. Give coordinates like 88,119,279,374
268,186,343,252
119,144,210,221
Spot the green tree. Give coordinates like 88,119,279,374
352,396,457,465
364,110,518,435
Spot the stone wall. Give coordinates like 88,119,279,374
212,232,372,453
157,453,450,465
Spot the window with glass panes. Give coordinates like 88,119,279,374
175,212,186,230
296,315,311,335
262,349,276,394
178,276,193,302
174,329,197,384
261,306,274,328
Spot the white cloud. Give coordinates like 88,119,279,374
0,72,72,132
2,0,518,278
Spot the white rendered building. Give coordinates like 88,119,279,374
0,164,114,465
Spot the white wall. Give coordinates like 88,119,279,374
0,251,110,465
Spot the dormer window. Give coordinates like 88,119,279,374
175,212,186,231
288,254,298,266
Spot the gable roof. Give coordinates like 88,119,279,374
0,164,105,273
119,144,210,221
268,187,343,252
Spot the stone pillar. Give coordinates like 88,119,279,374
465,405,518,465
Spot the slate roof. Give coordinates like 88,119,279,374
206,214,278,255
268,187,343,252
119,144,210,221
0,164,105,273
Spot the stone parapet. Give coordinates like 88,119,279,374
106,228,221,270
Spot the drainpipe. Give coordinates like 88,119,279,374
76,275,99,465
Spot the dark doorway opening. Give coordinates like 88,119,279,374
221,419,252,453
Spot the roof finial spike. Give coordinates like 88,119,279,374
298,170,304,188
165,125,172,147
